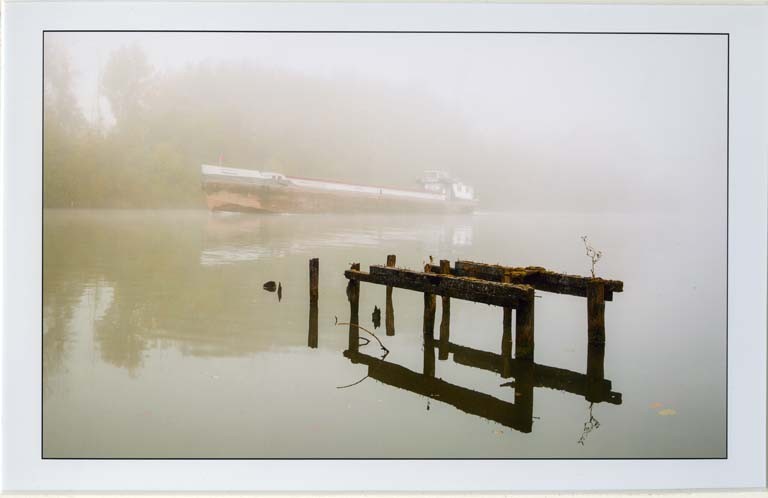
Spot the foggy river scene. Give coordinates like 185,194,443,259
43,32,727,458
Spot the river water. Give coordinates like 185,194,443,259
42,209,726,458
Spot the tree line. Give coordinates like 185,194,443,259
43,43,489,209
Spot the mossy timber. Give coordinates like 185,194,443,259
344,257,624,361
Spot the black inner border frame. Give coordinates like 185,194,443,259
41,29,730,461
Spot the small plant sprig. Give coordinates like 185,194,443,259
581,235,603,278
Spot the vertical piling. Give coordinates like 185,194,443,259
347,262,360,352
309,258,319,304
501,271,513,373
423,334,436,378
422,263,437,339
586,343,606,403
308,258,319,348
438,260,451,360
586,343,605,380
513,360,535,432
515,298,535,361
385,255,396,336
587,280,606,344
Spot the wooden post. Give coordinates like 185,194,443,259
423,335,436,378
309,258,319,303
586,343,606,403
308,258,319,348
501,271,513,374
347,263,360,352
513,360,535,432
587,343,605,380
423,263,436,339
587,280,606,344
515,298,535,361
385,255,396,336
438,260,451,360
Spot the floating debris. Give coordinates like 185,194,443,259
263,281,277,292
650,402,663,409
372,305,381,328
277,282,282,301
658,408,677,416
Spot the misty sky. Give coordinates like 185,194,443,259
47,31,728,214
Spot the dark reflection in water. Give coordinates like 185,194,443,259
336,296,621,434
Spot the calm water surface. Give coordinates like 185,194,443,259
42,209,726,458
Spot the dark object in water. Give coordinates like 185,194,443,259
277,282,282,301
263,281,277,292
372,305,381,329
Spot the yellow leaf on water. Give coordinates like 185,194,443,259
658,409,677,416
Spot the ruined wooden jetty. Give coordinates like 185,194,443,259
333,255,624,433
344,257,623,362
428,261,623,345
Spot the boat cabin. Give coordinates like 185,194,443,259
420,170,475,202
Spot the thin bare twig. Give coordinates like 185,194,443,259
336,321,390,355
334,321,389,389
577,402,601,445
580,235,603,278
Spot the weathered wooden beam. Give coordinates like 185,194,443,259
344,349,533,432
451,261,623,301
433,341,621,404
345,265,534,307
385,255,396,337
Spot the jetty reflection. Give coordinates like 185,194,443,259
342,333,620,433
334,256,623,434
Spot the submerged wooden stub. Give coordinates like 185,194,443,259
423,264,437,339
438,260,451,360
587,280,606,344
345,265,534,307
346,262,361,352
385,255,396,336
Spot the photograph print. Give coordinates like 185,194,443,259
42,31,727,458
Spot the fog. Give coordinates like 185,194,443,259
44,32,727,213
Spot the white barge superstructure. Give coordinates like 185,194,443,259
201,165,477,214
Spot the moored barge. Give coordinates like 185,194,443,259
201,165,477,214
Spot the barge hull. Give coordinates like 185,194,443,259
203,182,476,214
